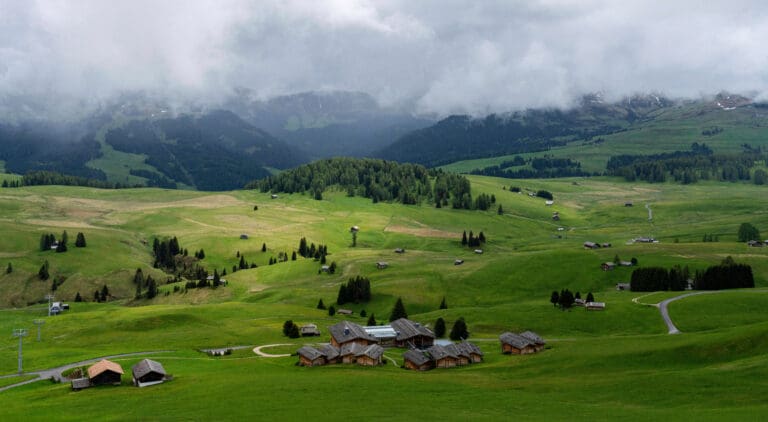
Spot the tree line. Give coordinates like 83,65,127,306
630,258,754,291
336,276,372,305
470,156,591,179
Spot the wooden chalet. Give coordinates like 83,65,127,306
444,343,470,366
300,324,321,337
499,332,536,355
519,331,546,352
88,359,124,386
340,342,364,364
427,345,459,368
328,322,376,348
390,318,435,349
317,344,340,364
297,346,327,366
403,349,433,371
586,301,606,311
131,359,168,387
355,344,385,366
458,341,484,363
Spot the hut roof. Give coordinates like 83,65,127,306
317,344,340,360
356,344,384,359
328,322,375,344
499,332,534,349
88,359,124,379
340,342,364,357
519,331,545,345
458,341,484,356
427,345,457,360
403,349,431,366
132,359,166,379
391,318,435,341
444,343,469,358
297,346,324,361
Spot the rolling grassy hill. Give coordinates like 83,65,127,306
0,175,766,419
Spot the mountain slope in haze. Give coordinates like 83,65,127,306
102,110,308,191
377,93,675,167
225,90,434,158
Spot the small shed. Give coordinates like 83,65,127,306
340,342,363,364
356,344,385,366
454,259,464,265
473,249,483,254
403,349,433,371
297,346,326,367
458,341,484,363
586,302,606,311
88,359,124,386
616,282,631,291
545,200,554,206
376,262,388,269
601,242,612,248
271,194,278,199
427,345,458,368
71,377,91,391
300,324,321,337
519,331,546,352
601,262,616,271
320,265,330,272
132,359,167,387
337,309,353,316
499,332,536,355
625,201,633,207
444,343,470,366
350,225,360,233
583,242,599,249
317,344,341,364
239,234,249,240
619,261,634,267
394,248,405,254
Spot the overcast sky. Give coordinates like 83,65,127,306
1,0,768,116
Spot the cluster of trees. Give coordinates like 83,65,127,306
248,158,434,204
607,143,767,184
282,320,300,338
630,266,691,292
473,193,496,211
93,284,111,302
470,157,590,179
152,237,183,270
536,190,554,200
39,231,85,252
132,268,159,299
694,257,754,290
432,316,470,340
702,233,719,242
298,237,329,260
22,170,131,189
38,260,50,280
50,275,66,292
550,290,594,309
336,276,372,305
461,230,486,248
1,179,21,188
738,223,761,242
128,169,177,189
433,171,474,210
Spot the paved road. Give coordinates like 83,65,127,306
658,289,768,334
0,350,174,393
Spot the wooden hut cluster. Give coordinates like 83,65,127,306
71,359,169,390
297,319,437,367
402,341,484,371
499,331,546,355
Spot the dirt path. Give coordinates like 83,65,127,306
0,350,174,393
253,344,292,357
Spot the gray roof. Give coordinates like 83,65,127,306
132,359,166,379
403,349,431,366
71,378,91,389
340,342,364,357
499,332,534,349
444,343,469,358
317,344,340,360
356,344,384,360
328,322,375,344
458,341,484,357
519,331,545,345
427,345,457,360
297,346,325,361
390,318,435,341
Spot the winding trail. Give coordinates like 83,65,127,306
0,350,174,393
253,344,292,357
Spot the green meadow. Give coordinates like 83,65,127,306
0,174,767,420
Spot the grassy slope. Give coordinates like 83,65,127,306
442,103,768,174
0,177,766,419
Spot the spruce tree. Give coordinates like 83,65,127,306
317,298,326,310
292,251,297,261
550,291,559,307
283,320,295,337
434,317,446,338
38,261,49,280
75,292,82,302
146,278,158,298
360,309,367,317
497,204,504,215
262,243,267,252
449,317,469,340
478,232,486,244
328,305,336,316
75,232,86,247
5,262,11,274
439,296,447,310
586,292,595,302
389,297,408,322
461,231,468,246
366,313,376,326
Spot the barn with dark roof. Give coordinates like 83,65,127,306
131,359,167,387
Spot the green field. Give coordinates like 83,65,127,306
0,176,767,419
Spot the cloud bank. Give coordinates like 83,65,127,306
1,0,768,117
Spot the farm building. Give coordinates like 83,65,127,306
545,200,554,206
376,261,388,269
444,344,470,366
616,283,631,291
586,302,606,311
317,344,340,364
394,248,405,254
300,324,321,337
297,346,327,367
499,332,537,355
70,377,91,391
131,359,168,387
239,234,249,240
340,342,364,364
403,349,433,371
363,325,398,346
271,194,278,199
454,259,464,265
88,359,124,386
574,298,586,307
337,309,353,315
583,242,599,249
619,261,634,267
634,237,657,243
328,322,376,348
458,341,484,363
552,211,560,221
601,262,616,271
747,240,764,247
519,331,546,352
625,201,633,207
474,249,483,254
390,318,435,349
356,344,385,366
426,345,459,368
